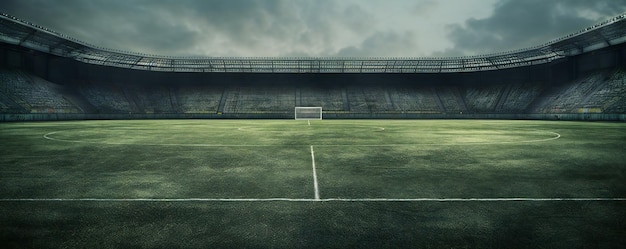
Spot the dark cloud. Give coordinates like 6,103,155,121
0,0,379,57
0,0,201,55
336,31,418,57
1,0,624,57
436,0,626,56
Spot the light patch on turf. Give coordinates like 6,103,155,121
43,130,561,147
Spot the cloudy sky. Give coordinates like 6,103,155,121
1,0,625,58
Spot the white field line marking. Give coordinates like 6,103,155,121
308,120,311,126
310,145,320,200
1,197,624,202
43,131,561,147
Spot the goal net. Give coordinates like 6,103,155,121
295,107,322,120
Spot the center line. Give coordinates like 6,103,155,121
310,145,320,200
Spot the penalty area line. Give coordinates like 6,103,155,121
1,198,625,202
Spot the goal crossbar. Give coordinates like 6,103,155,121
295,107,322,120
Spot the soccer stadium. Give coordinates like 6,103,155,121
1,6,626,249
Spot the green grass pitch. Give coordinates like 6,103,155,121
0,119,625,248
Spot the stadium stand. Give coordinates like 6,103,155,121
463,84,505,113
77,81,132,114
2,67,626,117
2,12,626,120
0,69,79,113
432,87,466,114
0,91,26,113
499,82,543,113
176,85,222,114
222,85,295,113
345,86,394,113
534,72,606,113
124,86,176,114
388,86,440,113
578,69,626,113
1,12,626,120
299,86,344,111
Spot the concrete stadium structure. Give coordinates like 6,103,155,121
1,12,626,121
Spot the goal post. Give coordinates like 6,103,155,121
295,107,322,120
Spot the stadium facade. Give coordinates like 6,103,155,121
1,12,626,121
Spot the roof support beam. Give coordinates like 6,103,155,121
593,30,612,47
485,58,500,70
18,30,36,46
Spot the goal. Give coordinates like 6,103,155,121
295,107,322,120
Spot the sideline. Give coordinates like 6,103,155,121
1,197,624,202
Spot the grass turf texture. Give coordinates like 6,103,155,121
0,119,625,248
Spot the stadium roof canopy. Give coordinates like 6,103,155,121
1,12,626,73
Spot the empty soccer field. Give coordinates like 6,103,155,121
1,119,625,248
